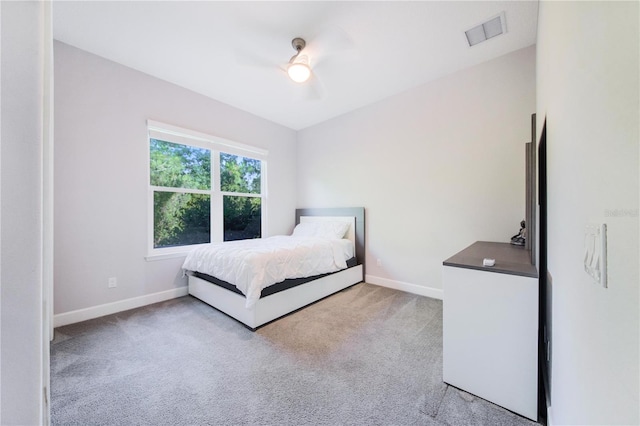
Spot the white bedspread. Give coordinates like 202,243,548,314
182,236,354,309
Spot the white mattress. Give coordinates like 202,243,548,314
182,236,354,309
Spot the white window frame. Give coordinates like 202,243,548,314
146,120,268,260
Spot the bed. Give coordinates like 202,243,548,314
184,207,365,330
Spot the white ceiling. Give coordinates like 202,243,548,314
53,1,538,130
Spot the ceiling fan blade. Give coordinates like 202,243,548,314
292,71,324,101
308,80,324,101
306,25,356,66
235,47,277,69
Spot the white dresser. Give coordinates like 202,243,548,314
442,241,538,421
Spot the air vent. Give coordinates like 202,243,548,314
465,12,507,47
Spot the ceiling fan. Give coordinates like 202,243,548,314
286,37,312,83
236,29,353,100
283,28,356,92
281,36,326,100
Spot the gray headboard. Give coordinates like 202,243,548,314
295,207,365,273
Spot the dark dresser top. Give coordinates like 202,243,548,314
443,241,538,278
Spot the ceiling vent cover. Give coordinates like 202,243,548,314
465,12,507,47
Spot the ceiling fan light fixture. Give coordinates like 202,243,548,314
287,38,311,83
287,62,311,83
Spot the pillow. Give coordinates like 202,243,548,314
292,221,350,239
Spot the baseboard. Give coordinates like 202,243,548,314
54,278,441,327
365,275,443,300
53,286,189,327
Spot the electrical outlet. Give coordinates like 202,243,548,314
376,258,382,267
108,277,117,288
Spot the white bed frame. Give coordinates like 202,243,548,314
188,207,365,330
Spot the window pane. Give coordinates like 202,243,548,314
150,139,211,190
223,195,261,241
154,191,210,248
220,153,261,194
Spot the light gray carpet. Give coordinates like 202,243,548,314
51,283,540,426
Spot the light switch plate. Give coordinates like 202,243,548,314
584,224,607,288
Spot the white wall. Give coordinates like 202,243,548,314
0,1,47,424
297,46,536,297
54,41,297,317
537,2,639,425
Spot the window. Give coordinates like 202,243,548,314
150,139,211,248
221,153,262,241
147,121,267,257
